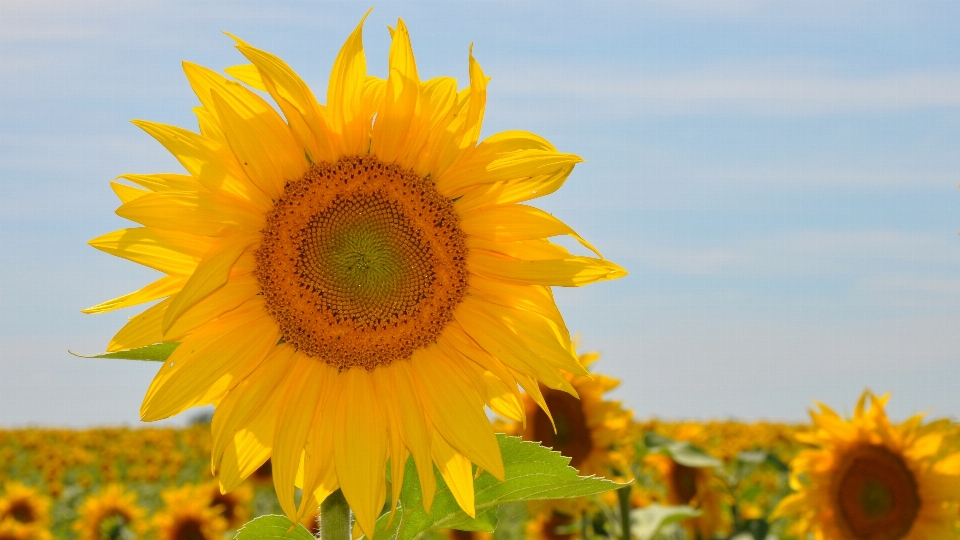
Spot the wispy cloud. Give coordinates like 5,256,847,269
496,67,960,117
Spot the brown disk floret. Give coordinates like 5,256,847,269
256,155,469,370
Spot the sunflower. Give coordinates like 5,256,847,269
645,453,724,540
85,11,624,537
72,484,147,540
152,485,228,540
0,482,51,531
772,390,960,540
441,528,493,540
0,520,37,540
197,481,252,530
502,349,632,515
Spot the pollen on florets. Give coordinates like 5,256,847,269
255,155,469,370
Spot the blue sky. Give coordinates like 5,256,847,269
1,0,959,427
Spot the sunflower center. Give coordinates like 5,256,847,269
257,156,468,370
98,512,130,540
834,444,920,540
173,518,205,540
671,464,699,505
533,386,594,469
8,501,35,523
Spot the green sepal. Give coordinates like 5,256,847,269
70,342,179,362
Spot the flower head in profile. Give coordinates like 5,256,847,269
72,484,147,540
772,390,960,540
86,11,624,536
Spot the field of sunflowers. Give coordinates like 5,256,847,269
3,364,958,540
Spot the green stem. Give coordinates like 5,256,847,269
320,489,352,540
617,484,632,540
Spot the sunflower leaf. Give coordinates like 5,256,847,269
630,504,700,540
233,515,315,540
69,342,179,362
366,434,623,540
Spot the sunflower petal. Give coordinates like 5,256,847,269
82,275,183,314
116,173,204,193
224,63,267,92
116,190,263,237
371,18,421,165
161,234,257,333
334,368,388,538
461,203,601,257
327,11,372,155
88,227,211,275
431,432,476,518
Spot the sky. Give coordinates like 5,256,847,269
1,0,959,427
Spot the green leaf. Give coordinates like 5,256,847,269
234,515,315,540
737,450,788,473
630,504,700,540
70,342,179,362
366,434,622,540
644,432,722,468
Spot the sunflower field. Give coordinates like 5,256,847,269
3,373,959,539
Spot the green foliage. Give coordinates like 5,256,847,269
371,434,622,540
234,515,316,540
70,342,179,362
630,504,700,540
644,432,722,468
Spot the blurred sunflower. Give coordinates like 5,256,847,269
645,454,724,539
153,485,227,540
0,520,40,540
86,10,623,536
440,529,493,540
526,510,579,540
772,390,960,540
197,481,252,530
72,484,147,540
0,482,50,532
503,348,632,516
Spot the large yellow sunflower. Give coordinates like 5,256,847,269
86,12,624,536
72,484,147,540
772,390,960,540
152,485,228,540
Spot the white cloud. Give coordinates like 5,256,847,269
636,230,960,277
496,67,960,117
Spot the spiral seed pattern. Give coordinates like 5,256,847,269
255,156,469,370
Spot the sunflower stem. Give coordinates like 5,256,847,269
617,484,632,540
320,489,352,540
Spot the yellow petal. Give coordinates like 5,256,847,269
110,181,149,204
88,227,211,275
460,203,601,257
194,106,227,144
334,368,388,538
431,432,476,518
115,190,263,237
163,276,260,341
453,164,573,213
371,18,421,165
219,396,280,492
297,364,340,521
82,275,184,314
438,148,582,197
224,63,267,92
209,88,305,199
327,11,372,155
140,298,279,421
211,345,295,473
467,247,626,287
430,46,488,178
161,233,257,334
272,354,326,520
132,120,272,210
116,173,204,193
412,346,504,480
379,361,437,513
231,39,336,163
453,297,575,394
107,299,168,352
